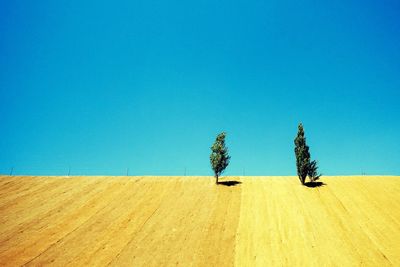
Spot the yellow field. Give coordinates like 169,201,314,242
0,175,399,266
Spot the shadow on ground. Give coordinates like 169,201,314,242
304,181,326,188
218,181,242,187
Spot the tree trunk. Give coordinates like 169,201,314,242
215,175,219,184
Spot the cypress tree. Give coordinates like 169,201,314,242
210,132,230,184
294,123,311,185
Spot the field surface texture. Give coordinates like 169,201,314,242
0,175,399,266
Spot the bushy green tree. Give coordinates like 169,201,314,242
210,132,230,184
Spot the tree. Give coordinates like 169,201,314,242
294,123,311,185
210,132,230,184
308,160,321,182
294,123,322,185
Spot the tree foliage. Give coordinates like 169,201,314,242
210,132,230,184
294,123,321,185
294,124,310,184
308,160,321,182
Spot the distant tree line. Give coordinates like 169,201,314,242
210,123,321,186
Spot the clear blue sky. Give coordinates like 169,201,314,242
1,0,399,176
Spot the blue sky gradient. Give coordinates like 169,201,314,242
1,0,399,176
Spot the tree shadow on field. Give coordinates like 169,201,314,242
218,181,241,187
304,181,326,188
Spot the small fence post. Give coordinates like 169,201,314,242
9,167,14,176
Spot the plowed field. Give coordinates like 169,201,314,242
0,175,399,266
